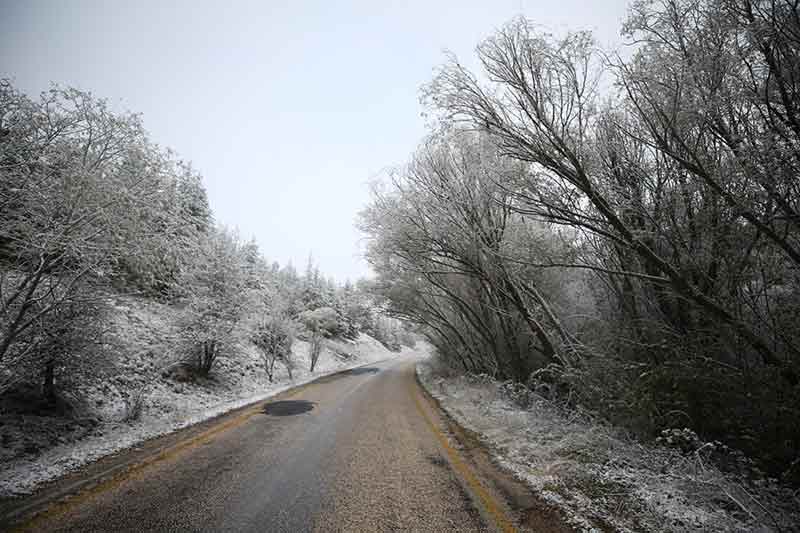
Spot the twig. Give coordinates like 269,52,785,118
737,481,782,533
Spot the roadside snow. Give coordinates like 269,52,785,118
0,332,398,498
417,358,800,533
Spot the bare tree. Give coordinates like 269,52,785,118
424,17,796,378
360,129,577,380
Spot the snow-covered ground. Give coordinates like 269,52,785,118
417,358,800,533
0,295,402,498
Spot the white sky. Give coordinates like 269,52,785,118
0,0,630,281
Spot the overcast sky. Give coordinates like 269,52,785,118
1,0,630,281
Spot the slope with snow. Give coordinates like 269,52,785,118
0,294,400,498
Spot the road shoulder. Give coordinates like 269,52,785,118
411,360,575,533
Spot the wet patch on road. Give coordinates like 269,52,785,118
262,400,315,416
426,454,447,468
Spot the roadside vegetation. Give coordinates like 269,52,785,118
362,0,800,528
419,358,800,531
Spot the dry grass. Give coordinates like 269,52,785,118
418,358,800,532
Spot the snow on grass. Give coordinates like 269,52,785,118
417,358,800,533
0,295,399,498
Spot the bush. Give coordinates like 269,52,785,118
252,315,296,382
123,390,145,422
298,307,338,372
0,292,107,402
176,228,253,376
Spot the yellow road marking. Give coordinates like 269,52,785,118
11,367,357,531
12,401,274,532
410,372,518,533
12,381,326,531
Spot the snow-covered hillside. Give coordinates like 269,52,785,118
0,296,400,498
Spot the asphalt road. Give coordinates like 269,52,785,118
8,358,523,532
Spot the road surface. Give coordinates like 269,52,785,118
4,357,537,532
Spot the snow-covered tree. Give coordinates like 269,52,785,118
177,228,254,376
0,81,158,395
252,314,296,382
298,306,338,372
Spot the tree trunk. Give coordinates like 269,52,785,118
42,359,56,403
309,332,321,373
